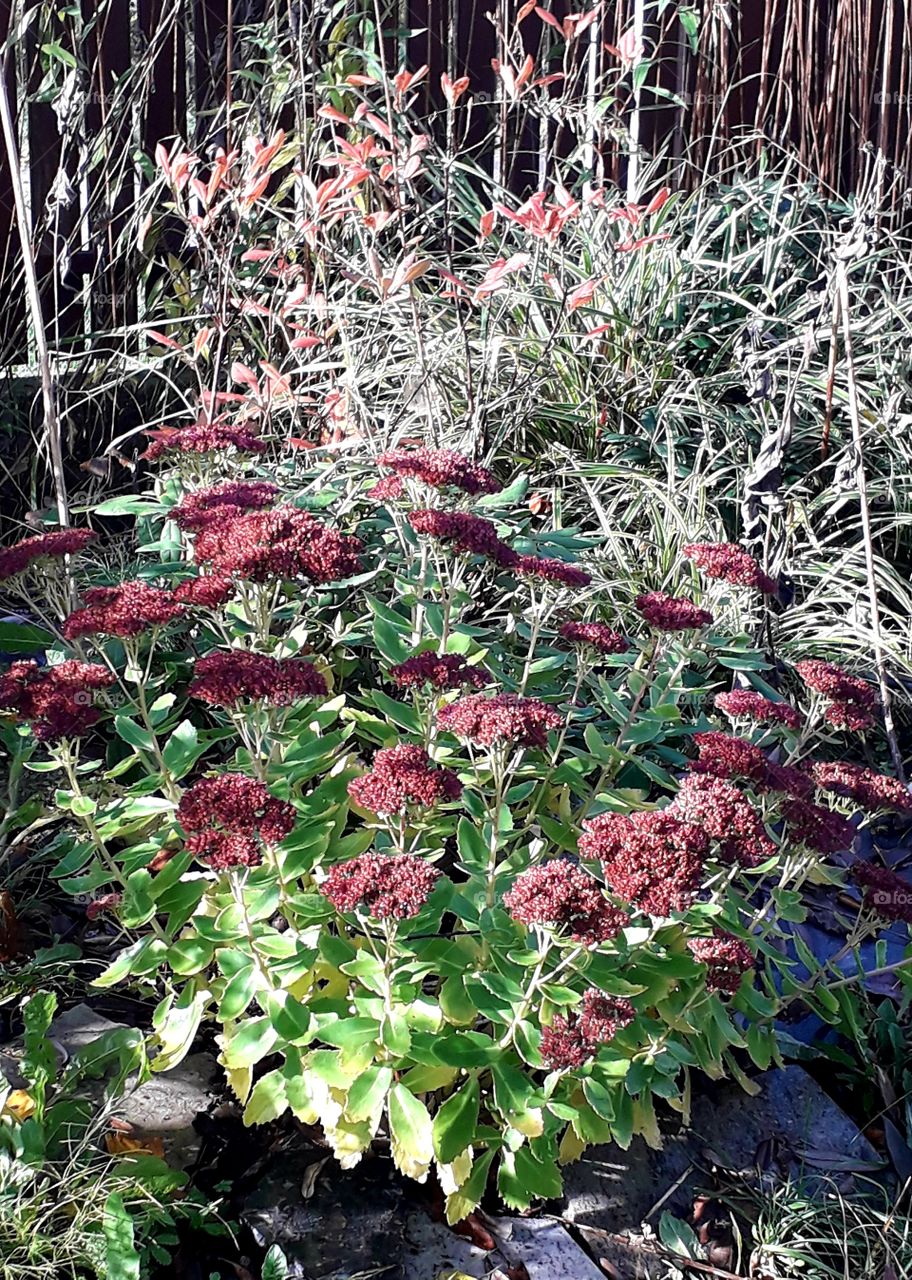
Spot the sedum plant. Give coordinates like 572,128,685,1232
1,426,911,1220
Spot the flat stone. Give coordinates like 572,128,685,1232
401,1213,489,1279
562,1065,881,1277
46,1002,217,1166
489,1216,606,1280
115,1053,218,1166
49,1002,124,1058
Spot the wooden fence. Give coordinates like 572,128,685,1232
1,0,911,365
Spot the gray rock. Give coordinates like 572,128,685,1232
562,1065,882,1278
489,1216,606,1280
44,1002,217,1166
49,1002,123,1058
114,1052,217,1166
401,1213,489,1279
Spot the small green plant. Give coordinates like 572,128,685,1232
750,1176,912,1279
0,991,224,1279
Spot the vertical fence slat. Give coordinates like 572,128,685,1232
0,0,28,363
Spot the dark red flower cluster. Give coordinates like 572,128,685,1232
503,860,627,946
194,505,363,584
377,447,501,496
795,659,875,706
811,762,912,814
173,574,235,608
407,509,518,566
714,689,801,730
559,621,629,655
683,542,776,594
579,809,708,915
63,581,184,640
671,774,776,867
189,650,327,707
178,773,295,870
366,474,404,503
142,420,267,461
690,731,773,789
851,861,912,924
0,528,96,581
796,659,876,732
437,692,563,749
782,797,855,854
824,701,875,732
517,556,592,588
688,930,755,993
540,990,636,1070
172,480,278,531
634,591,714,632
0,659,115,741
348,744,462,815
321,850,441,919
389,651,486,691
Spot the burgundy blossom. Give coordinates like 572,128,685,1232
517,556,592,588
189,650,327,707
321,850,440,919
437,692,562,749
634,591,714,632
63,581,184,640
348,745,462,815
824,701,876,732
407,509,518,566
194,505,363,584
671,774,776,867
142,420,267,461
366,474,404,503
178,773,295,869
389,652,487,692
504,860,627,946
174,574,235,608
782,797,855,854
559,620,629,655
172,480,278,531
579,809,708,915
540,990,636,1070
377,447,501,496
539,1018,592,1069
714,689,801,731
683,542,777,594
811,762,912,814
851,861,912,924
688,930,755,994
795,660,876,707
0,660,115,741
0,528,96,581
690,731,773,789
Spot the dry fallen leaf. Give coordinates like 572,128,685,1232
105,1131,166,1159
3,1089,36,1120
